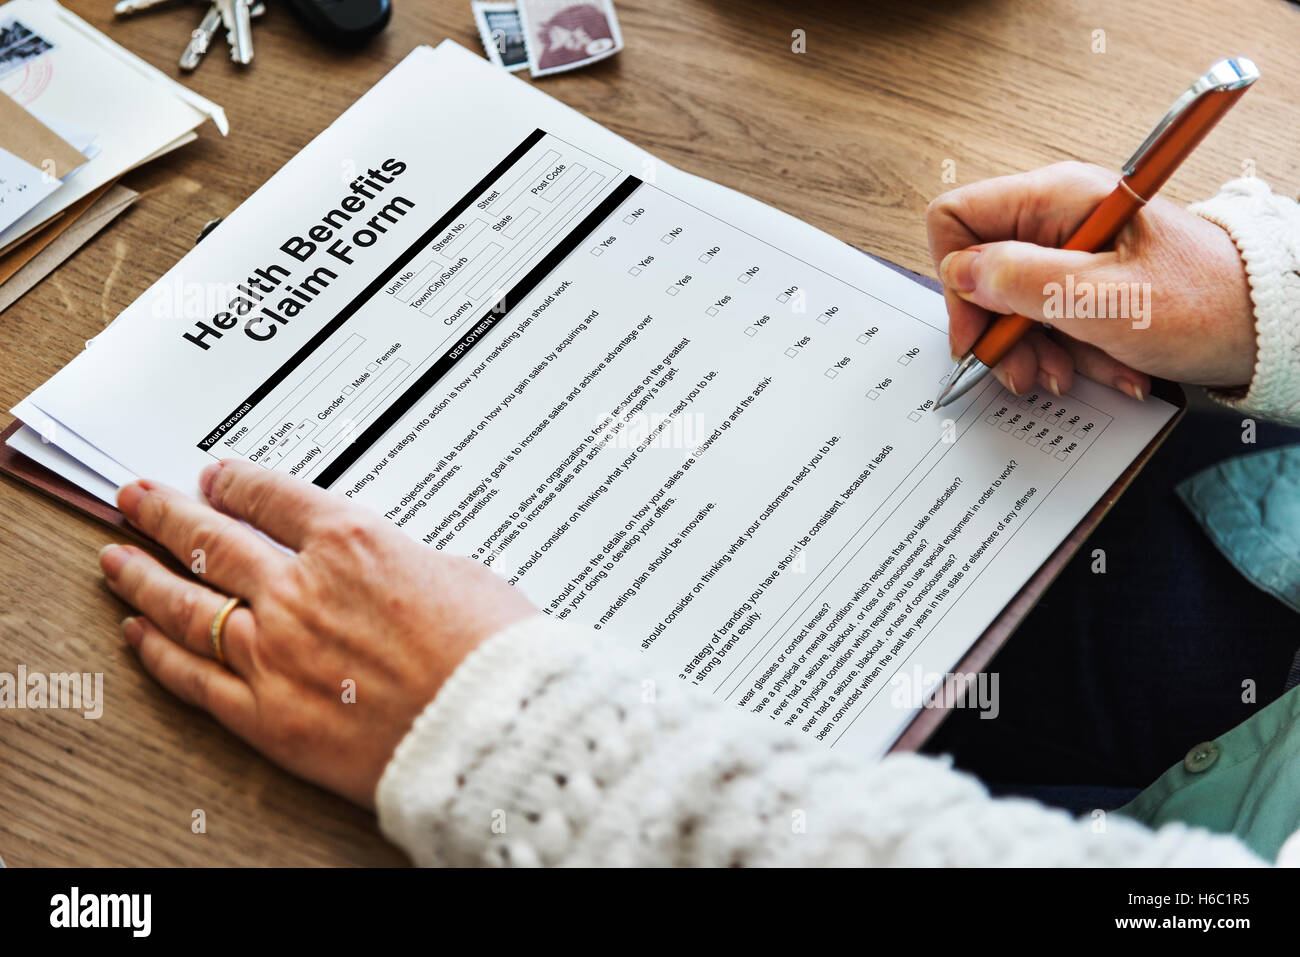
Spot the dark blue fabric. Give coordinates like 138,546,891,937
922,407,1300,810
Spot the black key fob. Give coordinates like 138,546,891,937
287,0,392,46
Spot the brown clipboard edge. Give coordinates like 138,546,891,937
888,377,1188,752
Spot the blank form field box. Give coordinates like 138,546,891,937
1013,430,1027,441
698,253,713,264
857,333,872,344
705,306,719,316
985,414,1000,425
816,313,831,324
366,362,379,371
907,411,922,422
1055,450,1069,461
591,246,604,256
342,385,355,395
623,214,637,224
744,327,757,337
661,234,676,244
1040,443,1054,454
998,422,1012,431
867,389,880,400
776,293,791,303
1025,436,1040,447
824,368,839,379
628,266,642,276
666,286,680,296
897,353,912,366
784,347,799,358
738,274,752,284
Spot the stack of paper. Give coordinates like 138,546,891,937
7,43,1179,757
0,0,225,308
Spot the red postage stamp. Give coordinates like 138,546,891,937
517,0,623,77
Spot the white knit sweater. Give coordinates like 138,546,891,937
376,181,1300,867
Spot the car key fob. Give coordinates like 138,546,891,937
287,0,391,45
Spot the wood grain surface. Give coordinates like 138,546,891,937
1,0,1297,867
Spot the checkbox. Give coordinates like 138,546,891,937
857,333,871,344
1013,430,1027,441
591,246,604,256
628,266,642,276
985,414,1000,424
705,307,719,316
698,253,712,263
661,234,675,244
907,411,922,422
825,368,839,379
816,313,830,324
342,385,355,395
1025,436,1039,447
744,327,757,337
867,389,880,400
623,214,636,224
776,293,790,303
666,286,680,296
1055,450,1069,460
1040,442,1054,453
897,354,912,366
738,274,752,284
998,422,1012,432
785,348,799,358
367,362,378,371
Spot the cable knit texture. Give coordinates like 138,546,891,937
1189,177,1300,425
376,180,1300,867
377,614,1262,866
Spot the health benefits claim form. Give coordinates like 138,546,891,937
14,41,1177,756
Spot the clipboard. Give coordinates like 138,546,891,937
0,254,1187,750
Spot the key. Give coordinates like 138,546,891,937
180,1,265,72
179,4,222,72
215,0,255,66
114,0,182,15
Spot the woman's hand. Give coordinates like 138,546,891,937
927,161,1258,398
98,460,536,808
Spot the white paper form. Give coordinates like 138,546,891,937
16,42,1177,757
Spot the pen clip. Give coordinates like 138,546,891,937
1121,57,1260,175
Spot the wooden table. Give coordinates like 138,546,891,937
2,0,1297,867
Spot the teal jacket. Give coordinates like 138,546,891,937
1120,446,1300,860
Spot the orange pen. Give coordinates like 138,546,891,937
934,57,1260,409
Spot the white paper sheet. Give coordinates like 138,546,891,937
0,142,58,232
15,41,1178,757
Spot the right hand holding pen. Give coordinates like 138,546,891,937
926,161,1258,399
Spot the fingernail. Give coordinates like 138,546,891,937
1118,379,1145,401
1048,375,1062,397
199,463,221,499
99,544,129,579
121,616,144,648
1006,374,1020,396
940,250,979,292
116,482,146,522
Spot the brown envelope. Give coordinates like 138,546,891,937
0,90,87,180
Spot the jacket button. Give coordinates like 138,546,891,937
1184,741,1220,773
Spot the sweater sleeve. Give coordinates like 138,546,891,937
1189,178,1300,426
375,614,1263,867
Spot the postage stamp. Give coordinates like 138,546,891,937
516,0,623,77
0,19,54,83
472,2,529,72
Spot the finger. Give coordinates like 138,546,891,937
201,459,362,551
1030,332,1074,398
926,162,1116,269
989,339,1038,397
123,615,256,736
117,479,288,600
943,285,991,359
100,544,257,673
1058,336,1151,401
937,241,1146,354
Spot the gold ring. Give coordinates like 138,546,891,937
210,596,241,665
